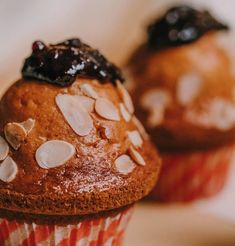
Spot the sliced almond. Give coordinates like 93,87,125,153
141,89,171,110
39,136,47,142
0,136,9,161
80,83,99,99
100,126,113,140
147,106,164,127
116,81,134,114
185,98,235,131
129,146,145,166
4,123,27,150
119,103,131,122
20,118,35,134
132,116,149,140
115,154,135,175
4,118,35,150
56,94,93,136
36,140,75,169
141,89,171,127
177,73,202,106
74,95,95,113
127,130,143,148
95,98,120,121
0,156,18,182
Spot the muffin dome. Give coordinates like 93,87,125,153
0,39,161,218
127,6,235,151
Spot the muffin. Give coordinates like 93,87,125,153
0,39,161,245
127,5,235,202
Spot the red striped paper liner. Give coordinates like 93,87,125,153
0,206,133,246
149,145,235,202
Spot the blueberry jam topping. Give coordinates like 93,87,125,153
22,38,124,86
147,5,228,50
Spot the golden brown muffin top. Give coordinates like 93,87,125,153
128,32,235,151
0,39,161,216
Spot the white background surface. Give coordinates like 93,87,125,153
1,0,235,245
125,203,235,246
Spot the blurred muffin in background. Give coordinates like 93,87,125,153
0,38,161,245
126,5,235,202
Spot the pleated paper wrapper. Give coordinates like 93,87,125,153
0,206,133,246
149,145,235,202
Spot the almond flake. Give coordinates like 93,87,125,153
36,140,75,169
4,123,27,150
74,95,95,113
147,106,164,127
4,118,35,150
39,136,47,142
115,154,135,175
0,156,18,182
185,98,235,130
119,103,131,122
100,126,113,140
0,136,9,161
177,73,202,106
129,146,145,166
141,89,171,110
127,130,143,148
95,98,120,121
20,118,35,134
141,89,171,127
132,116,149,139
116,81,134,114
56,94,93,136
80,83,99,99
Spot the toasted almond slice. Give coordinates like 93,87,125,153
177,73,202,106
129,146,145,166
0,156,18,182
0,136,9,161
99,126,113,140
141,89,171,110
185,98,235,131
80,83,99,99
56,94,93,136
104,127,113,140
115,154,135,175
116,81,134,114
36,140,75,169
127,130,143,148
119,103,131,122
95,98,120,121
20,118,35,134
39,136,47,142
132,116,149,140
4,123,27,150
147,106,164,127
74,95,95,112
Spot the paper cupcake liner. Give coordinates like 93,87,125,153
0,207,133,246
149,145,235,202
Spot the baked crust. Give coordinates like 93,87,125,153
0,78,161,216
0,205,132,225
